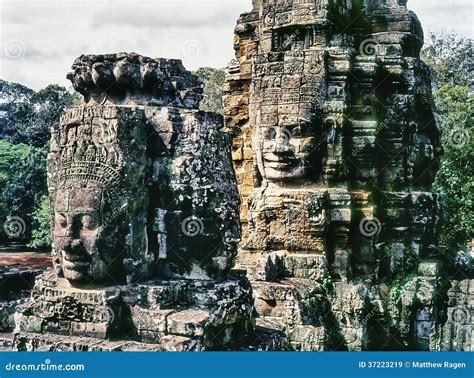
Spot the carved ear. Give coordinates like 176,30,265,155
252,156,263,188
51,248,64,277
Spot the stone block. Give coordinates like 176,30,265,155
167,309,209,337
130,307,173,333
418,260,441,277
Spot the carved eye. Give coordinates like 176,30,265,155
81,215,98,230
55,213,67,228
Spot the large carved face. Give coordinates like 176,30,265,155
256,120,321,182
251,49,325,183
53,188,123,284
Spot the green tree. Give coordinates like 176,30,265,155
0,140,30,189
0,140,30,242
421,32,473,251
433,85,473,250
194,67,225,115
28,195,52,250
1,82,79,147
422,32,472,90
2,146,48,244
0,81,79,248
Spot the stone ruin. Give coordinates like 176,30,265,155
223,0,471,351
4,0,472,353
12,54,259,351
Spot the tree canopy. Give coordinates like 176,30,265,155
422,32,474,251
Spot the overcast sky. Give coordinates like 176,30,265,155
1,0,472,90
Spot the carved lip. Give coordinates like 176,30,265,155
264,155,298,170
63,250,91,270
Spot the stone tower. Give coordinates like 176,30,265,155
224,0,454,351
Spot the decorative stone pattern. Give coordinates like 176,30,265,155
49,54,240,284
223,0,464,351
14,270,255,351
67,54,202,109
437,279,473,352
0,269,43,336
49,105,153,284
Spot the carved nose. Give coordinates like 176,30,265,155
274,138,290,153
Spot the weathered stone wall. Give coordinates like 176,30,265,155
223,0,470,351
4,4,471,352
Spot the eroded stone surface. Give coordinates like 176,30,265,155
6,3,471,352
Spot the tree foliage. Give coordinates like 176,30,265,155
0,140,30,229
421,32,473,90
0,81,75,247
28,195,52,250
194,67,225,115
3,146,48,216
421,32,474,251
0,81,79,147
1,146,49,244
433,85,473,250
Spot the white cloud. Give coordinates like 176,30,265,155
410,0,473,39
0,0,472,90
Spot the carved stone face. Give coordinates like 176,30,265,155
257,121,320,182
251,46,325,184
53,188,122,283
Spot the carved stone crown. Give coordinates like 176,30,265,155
67,53,203,108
